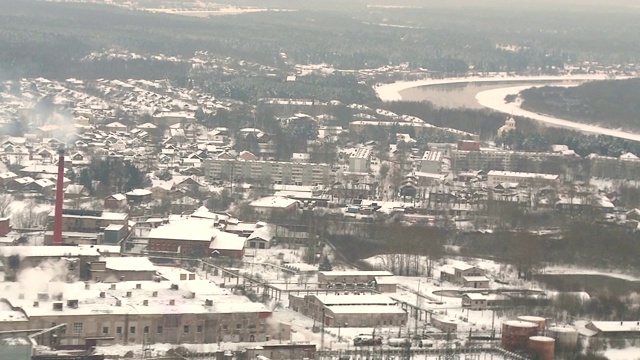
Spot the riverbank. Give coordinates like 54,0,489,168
475,85,640,142
374,74,614,102
374,73,640,141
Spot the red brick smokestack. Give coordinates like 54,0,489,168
52,146,65,246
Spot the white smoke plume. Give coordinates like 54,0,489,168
15,258,72,299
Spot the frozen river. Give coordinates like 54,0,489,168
375,74,640,142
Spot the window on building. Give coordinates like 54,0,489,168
72,322,83,335
157,326,163,334
144,326,149,334
116,327,122,334
236,324,242,329
130,326,136,334
102,327,109,334
197,325,203,333
183,325,189,334
222,325,228,330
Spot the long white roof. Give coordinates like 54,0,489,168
328,305,405,314
0,246,101,258
314,294,396,306
104,257,156,272
2,267,269,318
147,217,216,242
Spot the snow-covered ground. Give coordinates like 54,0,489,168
603,346,640,360
475,84,640,142
541,266,640,281
374,73,640,141
374,74,617,102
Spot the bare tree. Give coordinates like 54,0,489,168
13,200,48,229
0,193,13,218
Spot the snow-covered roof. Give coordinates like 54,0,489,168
247,226,274,242
620,152,639,160
2,271,269,318
590,321,640,333
103,256,156,272
126,189,152,197
319,270,393,277
463,293,487,301
210,230,245,251
147,217,215,242
313,294,396,306
463,276,490,282
107,193,127,201
249,196,298,209
374,276,397,285
0,246,101,258
328,305,405,314
487,170,559,181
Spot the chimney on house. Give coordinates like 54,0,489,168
52,146,65,246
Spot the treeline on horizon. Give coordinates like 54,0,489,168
2,0,640,81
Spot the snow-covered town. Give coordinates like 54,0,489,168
3,1,640,360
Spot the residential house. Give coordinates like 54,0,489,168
104,194,127,209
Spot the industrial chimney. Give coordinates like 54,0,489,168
52,146,65,246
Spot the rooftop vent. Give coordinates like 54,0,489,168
170,284,179,290
126,291,132,298
33,301,39,308
99,291,106,298
115,300,122,307
152,291,158,297
136,283,142,290
169,299,175,306
52,302,63,311
204,299,213,306
84,282,90,290
143,300,149,306
110,284,116,290
66,300,79,309
55,293,63,301
37,293,49,301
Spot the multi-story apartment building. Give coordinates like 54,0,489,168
204,159,330,186
348,148,371,173
420,151,443,174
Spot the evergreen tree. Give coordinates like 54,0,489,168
319,256,333,271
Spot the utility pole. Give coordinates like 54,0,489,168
320,308,326,353
415,279,421,336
